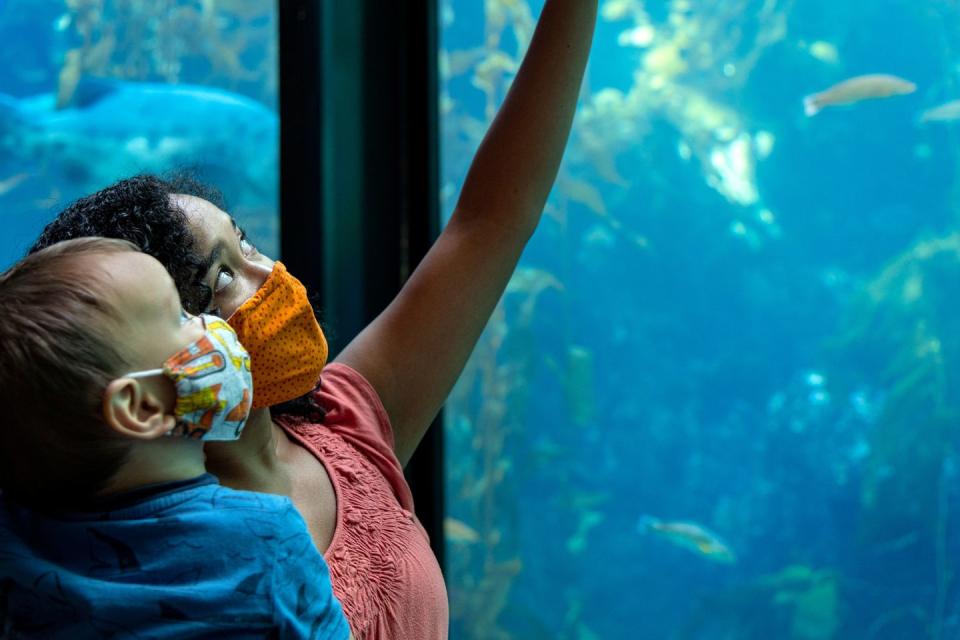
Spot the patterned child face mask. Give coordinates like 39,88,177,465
125,313,253,440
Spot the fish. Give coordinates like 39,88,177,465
918,99,960,124
637,515,736,563
0,172,28,196
803,74,916,117
0,79,277,188
444,517,480,544
802,40,839,64
558,175,608,217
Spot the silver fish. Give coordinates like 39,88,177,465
919,99,960,124
804,74,916,116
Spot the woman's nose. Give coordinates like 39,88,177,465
243,255,273,300
244,256,274,291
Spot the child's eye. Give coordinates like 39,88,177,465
214,268,234,293
240,236,255,257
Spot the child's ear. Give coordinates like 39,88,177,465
102,378,176,440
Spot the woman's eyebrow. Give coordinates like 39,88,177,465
230,218,250,239
195,244,224,284
190,243,223,311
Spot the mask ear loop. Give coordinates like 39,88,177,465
125,313,210,379
124,369,165,378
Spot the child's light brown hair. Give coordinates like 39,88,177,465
0,237,138,508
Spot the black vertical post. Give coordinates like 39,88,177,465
400,0,445,573
358,0,445,571
278,0,325,294
281,0,445,569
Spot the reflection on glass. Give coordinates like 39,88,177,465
441,0,960,638
0,0,279,267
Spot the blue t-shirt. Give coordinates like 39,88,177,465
0,474,350,639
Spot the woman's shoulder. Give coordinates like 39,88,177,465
313,363,395,450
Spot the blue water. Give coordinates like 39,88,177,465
442,1,960,638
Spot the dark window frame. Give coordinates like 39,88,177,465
279,0,444,569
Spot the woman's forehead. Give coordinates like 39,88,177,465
172,194,233,251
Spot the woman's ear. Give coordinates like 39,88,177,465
102,377,176,440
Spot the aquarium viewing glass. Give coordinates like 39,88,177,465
0,0,279,267
441,0,960,638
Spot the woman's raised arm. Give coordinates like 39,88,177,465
336,0,598,466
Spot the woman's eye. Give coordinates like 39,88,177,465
214,268,234,293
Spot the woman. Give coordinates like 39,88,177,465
30,1,598,636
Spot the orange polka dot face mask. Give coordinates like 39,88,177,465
226,262,328,409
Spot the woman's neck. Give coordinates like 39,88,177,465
203,408,292,496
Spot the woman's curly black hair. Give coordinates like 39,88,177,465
29,173,325,422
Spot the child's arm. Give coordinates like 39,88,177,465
336,0,598,465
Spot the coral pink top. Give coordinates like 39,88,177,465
275,363,448,639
